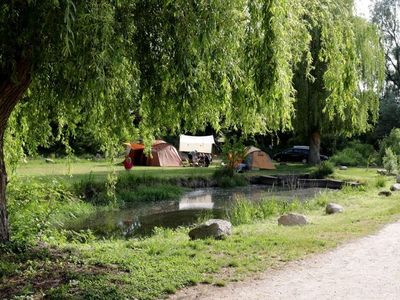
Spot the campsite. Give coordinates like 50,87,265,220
2,0,400,299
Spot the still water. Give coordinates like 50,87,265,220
66,186,328,238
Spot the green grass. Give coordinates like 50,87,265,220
3,187,399,299
2,163,400,299
14,158,217,182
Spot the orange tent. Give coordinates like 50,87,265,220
244,146,275,170
126,140,181,167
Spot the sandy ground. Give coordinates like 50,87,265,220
170,222,400,300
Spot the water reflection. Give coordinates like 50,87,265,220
66,186,328,238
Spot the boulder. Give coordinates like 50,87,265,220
339,166,348,170
45,158,55,164
377,169,387,176
397,176,400,184
325,203,344,214
378,191,392,197
390,183,400,191
189,219,232,240
278,213,308,226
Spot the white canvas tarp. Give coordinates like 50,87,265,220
179,135,215,153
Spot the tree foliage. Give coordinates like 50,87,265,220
0,0,387,240
294,0,384,137
292,0,384,163
372,0,400,138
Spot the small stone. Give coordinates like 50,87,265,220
390,183,400,191
325,203,344,214
378,191,392,197
278,213,308,226
189,219,232,240
339,166,348,170
45,158,55,164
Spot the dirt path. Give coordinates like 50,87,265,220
171,222,400,300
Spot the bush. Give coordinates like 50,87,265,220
75,176,109,205
379,128,400,162
383,147,398,175
330,141,377,167
118,185,182,203
8,179,79,242
213,168,248,188
220,137,247,174
311,161,334,179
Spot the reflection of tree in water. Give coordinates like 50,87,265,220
118,216,141,237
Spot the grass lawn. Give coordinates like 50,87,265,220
14,158,217,182
2,162,399,299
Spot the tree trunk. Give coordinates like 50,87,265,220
0,58,32,242
308,131,321,165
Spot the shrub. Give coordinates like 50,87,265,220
220,137,247,174
75,176,108,205
213,167,248,188
330,141,377,167
8,179,78,242
118,185,182,203
383,147,398,175
311,161,334,179
379,128,400,162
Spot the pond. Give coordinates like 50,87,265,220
65,186,330,238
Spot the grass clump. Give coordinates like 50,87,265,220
213,168,248,188
311,161,334,179
75,175,183,205
229,197,315,226
118,185,182,203
229,192,332,226
374,176,386,188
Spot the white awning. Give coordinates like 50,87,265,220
179,134,215,153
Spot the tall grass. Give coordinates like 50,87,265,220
229,193,329,226
373,176,386,188
212,168,248,188
75,174,184,205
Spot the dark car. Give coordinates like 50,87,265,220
273,147,328,163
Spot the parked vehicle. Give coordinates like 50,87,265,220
273,146,328,163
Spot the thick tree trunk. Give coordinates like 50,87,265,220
308,131,321,165
0,58,32,242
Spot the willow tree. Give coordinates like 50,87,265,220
293,0,385,164
372,0,400,138
0,1,313,241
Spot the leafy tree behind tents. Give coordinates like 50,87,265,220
372,0,400,138
293,1,385,164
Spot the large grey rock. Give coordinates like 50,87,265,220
278,213,308,226
396,176,400,184
390,183,400,191
189,219,232,240
339,166,348,170
326,203,344,214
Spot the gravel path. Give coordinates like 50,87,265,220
171,221,400,300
